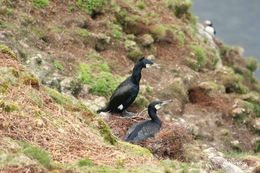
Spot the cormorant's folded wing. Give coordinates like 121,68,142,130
109,79,134,105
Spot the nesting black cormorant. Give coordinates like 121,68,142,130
124,100,172,143
97,57,156,116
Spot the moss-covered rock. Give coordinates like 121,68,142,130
97,118,117,145
216,67,249,94
117,141,152,157
0,100,19,112
22,143,52,169
0,44,17,60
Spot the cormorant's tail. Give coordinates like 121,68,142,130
97,107,108,113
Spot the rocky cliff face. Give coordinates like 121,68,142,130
0,0,259,172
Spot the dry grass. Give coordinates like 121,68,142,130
0,54,157,168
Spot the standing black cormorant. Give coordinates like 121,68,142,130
124,100,172,143
97,57,156,116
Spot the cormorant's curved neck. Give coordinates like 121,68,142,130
131,62,144,84
148,108,161,124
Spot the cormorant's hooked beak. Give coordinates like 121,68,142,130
146,63,160,69
161,99,173,106
152,63,160,69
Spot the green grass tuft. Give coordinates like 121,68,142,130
111,24,123,40
33,0,49,8
246,57,258,72
78,60,122,97
150,24,167,41
166,0,192,18
22,143,52,169
0,100,19,112
0,44,17,59
77,158,94,167
136,0,146,10
90,71,119,97
53,60,64,71
97,118,117,145
189,45,207,70
76,0,108,14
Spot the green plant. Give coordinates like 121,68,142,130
99,63,110,72
244,101,260,118
256,140,260,152
90,71,119,97
246,57,258,72
0,44,16,59
77,158,94,167
111,24,123,39
22,143,52,169
76,0,108,14
33,0,49,8
30,90,43,108
97,119,117,145
78,62,121,97
76,28,91,38
166,0,192,18
0,7,13,16
78,64,93,84
0,100,19,112
53,60,64,71
137,0,146,10
46,87,73,106
170,25,186,44
189,45,207,70
150,24,167,41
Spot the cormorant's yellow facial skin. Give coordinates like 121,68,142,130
155,104,162,110
145,64,152,68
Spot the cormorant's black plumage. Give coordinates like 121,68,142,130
97,57,154,114
125,100,172,143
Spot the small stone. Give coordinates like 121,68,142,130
232,107,246,118
220,129,229,136
58,128,65,133
252,118,260,130
231,140,241,151
231,140,240,146
35,119,45,127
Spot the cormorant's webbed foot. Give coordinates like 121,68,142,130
122,110,135,117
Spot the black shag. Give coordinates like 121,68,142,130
97,57,156,115
124,100,172,143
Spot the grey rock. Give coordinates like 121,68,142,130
204,147,245,173
252,118,260,130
